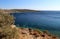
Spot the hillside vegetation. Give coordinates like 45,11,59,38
0,12,19,39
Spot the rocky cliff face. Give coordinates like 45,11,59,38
17,27,59,39
0,25,59,39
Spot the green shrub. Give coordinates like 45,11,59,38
0,12,19,39
0,13,14,27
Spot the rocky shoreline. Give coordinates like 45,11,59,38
0,11,59,39
13,25,59,39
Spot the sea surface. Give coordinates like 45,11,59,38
11,11,60,37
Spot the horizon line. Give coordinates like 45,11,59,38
1,8,60,11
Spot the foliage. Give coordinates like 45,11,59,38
0,13,14,27
0,12,19,39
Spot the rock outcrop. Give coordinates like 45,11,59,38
0,25,59,39
18,28,60,39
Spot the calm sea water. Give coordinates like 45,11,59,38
11,11,60,30
11,11,60,36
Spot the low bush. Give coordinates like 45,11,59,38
0,12,19,39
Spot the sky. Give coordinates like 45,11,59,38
0,0,60,10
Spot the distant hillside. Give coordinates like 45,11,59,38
0,9,40,13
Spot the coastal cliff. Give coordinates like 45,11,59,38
10,25,60,39
0,12,59,39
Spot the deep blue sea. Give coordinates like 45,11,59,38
11,11,60,36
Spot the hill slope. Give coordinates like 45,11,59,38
0,9,40,13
